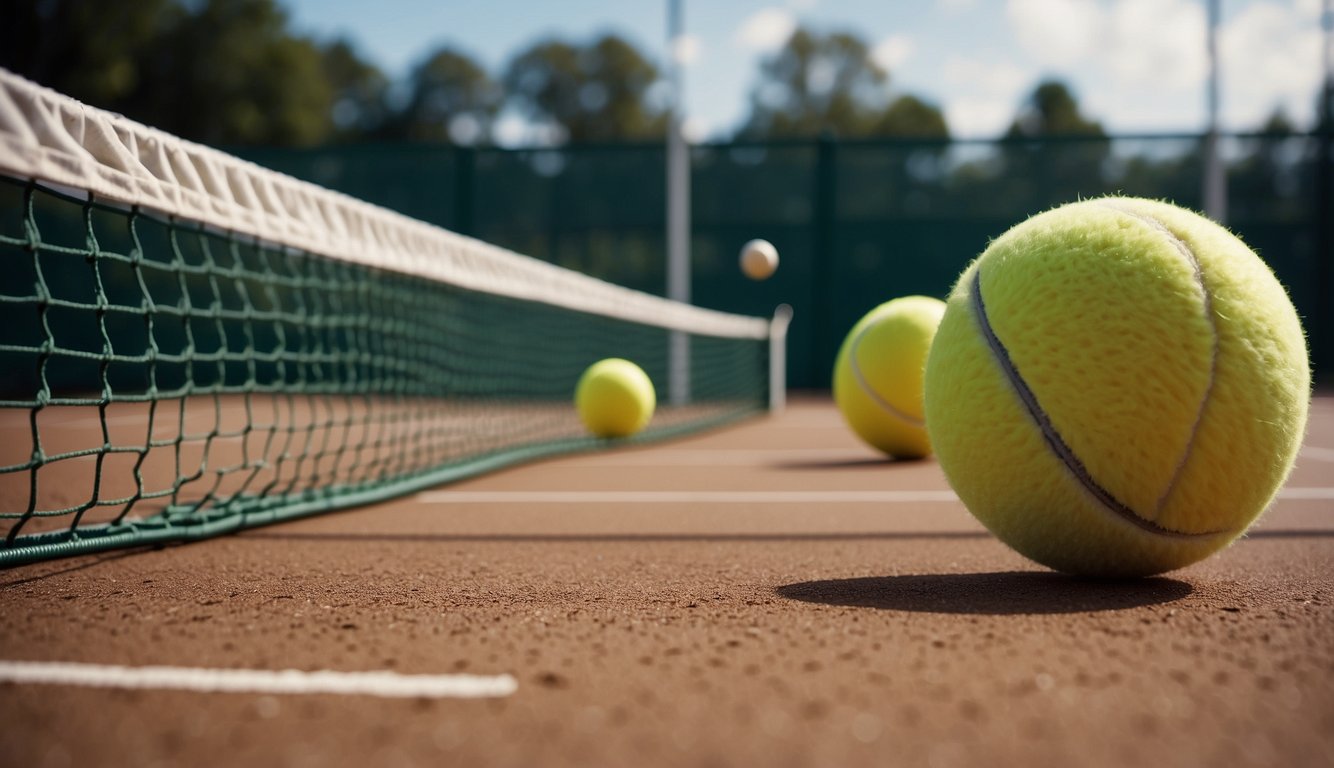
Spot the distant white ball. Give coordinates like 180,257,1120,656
739,239,779,281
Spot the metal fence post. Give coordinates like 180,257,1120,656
813,134,837,382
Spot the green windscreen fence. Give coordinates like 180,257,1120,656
0,71,776,566
242,132,1332,387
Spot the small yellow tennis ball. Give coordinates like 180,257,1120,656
739,239,779,280
832,296,946,459
924,197,1310,577
575,358,656,438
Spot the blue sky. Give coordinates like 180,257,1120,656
281,0,1326,143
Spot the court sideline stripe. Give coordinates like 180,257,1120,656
417,488,1334,503
0,661,517,699
418,490,960,503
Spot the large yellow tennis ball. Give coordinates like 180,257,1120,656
833,296,946,458
575,358,656,438
924,197,1310,577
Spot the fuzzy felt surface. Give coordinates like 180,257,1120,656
833,296,946,458
576,358,657,438
924,197,1310,576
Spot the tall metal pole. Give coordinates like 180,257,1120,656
1203,0,1227,222
666,0,691,405
1317,0,1333,381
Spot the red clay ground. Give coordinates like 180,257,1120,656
1,395,1332,768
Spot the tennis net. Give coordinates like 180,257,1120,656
0,70,788,566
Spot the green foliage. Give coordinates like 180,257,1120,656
872,95,951,138
504,34,667,142
1,0,180,108
1,0,1323,167
3,0,336,146
383,47,502,143
741,28,886,138
739,26,947,140
161,0,334,145
323,39,392,141
1005,80,1106,138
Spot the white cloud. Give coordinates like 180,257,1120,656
1105,0,1205,90
1002,0,1202,131
942,57,1029,100
940,56,1031,137
673,33,702,66
735,8,797,52
1294,0,1321,16
1222,0,1323,128
872,34,915,74
945,99,1018,138
1006,0,1102,68
1003,0,1320,132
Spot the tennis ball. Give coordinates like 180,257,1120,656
739,239,779,280
575,358,656,438
833,296,946,459
924,197,1310,577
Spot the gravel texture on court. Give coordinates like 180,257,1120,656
2,396,1332,768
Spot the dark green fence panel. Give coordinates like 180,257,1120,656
237,133,1332,388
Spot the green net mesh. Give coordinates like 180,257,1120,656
0,176,771,566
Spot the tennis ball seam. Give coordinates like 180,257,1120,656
848,323,925,428
1095,200,1221,519
969,266,1229,542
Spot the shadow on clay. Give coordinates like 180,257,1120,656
0,547,151,585
774,570,1193,615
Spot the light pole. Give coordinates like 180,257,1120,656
666,0,691,406
1203,0,1227,222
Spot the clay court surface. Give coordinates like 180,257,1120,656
2,394,1332,767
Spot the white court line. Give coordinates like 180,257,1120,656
419,490,961,503
1278,487,1334,500
574,448,880,466
1301,446,1334,462
418,487,1334,504
0,661,516,699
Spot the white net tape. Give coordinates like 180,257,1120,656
0,69,768,340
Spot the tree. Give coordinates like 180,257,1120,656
1,0,179,110
871,95,950,138
998,80,1112,207
504,34,667,143
1005,80,1105,138
322,39,392,141
738,27,948,140
2,0,340,147
740,28,886,138
382,47,501,143
147,0,335,146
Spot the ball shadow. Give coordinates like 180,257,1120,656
775,571,1192,615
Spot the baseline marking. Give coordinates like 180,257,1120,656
0,661,517,699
